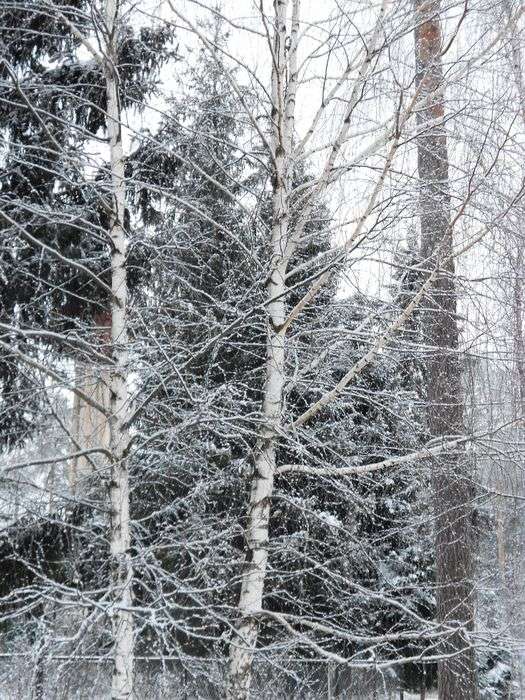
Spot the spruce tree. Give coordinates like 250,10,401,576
130,24,435,683
130,21,265,653
267,287,435,684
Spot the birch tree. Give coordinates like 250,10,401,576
220,0,524,695
103,0,134,696
226,0,412,694
0,1,524,697
0,1,169,695
226,2,294,694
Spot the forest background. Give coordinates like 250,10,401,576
0,1,524,698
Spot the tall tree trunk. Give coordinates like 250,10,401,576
227,1,294,697
505,0,525,417
69,313,112,496
506,8,525,691
513,247,525,415
104,1,134,697
414,2,479,698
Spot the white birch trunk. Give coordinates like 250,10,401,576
104,0,134,697
227,1,293,696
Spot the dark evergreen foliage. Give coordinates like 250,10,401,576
0,1,171,446
127,24,436,681
0,10,438,691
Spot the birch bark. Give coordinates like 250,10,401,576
104,0,134,696
227,1,294,697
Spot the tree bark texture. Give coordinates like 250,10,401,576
414,2,479,698
104,0,134,697
69,313,112,496
227,1,293,697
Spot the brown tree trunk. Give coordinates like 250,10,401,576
414,2,479,698
69,312,112,496
513,246,525,416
